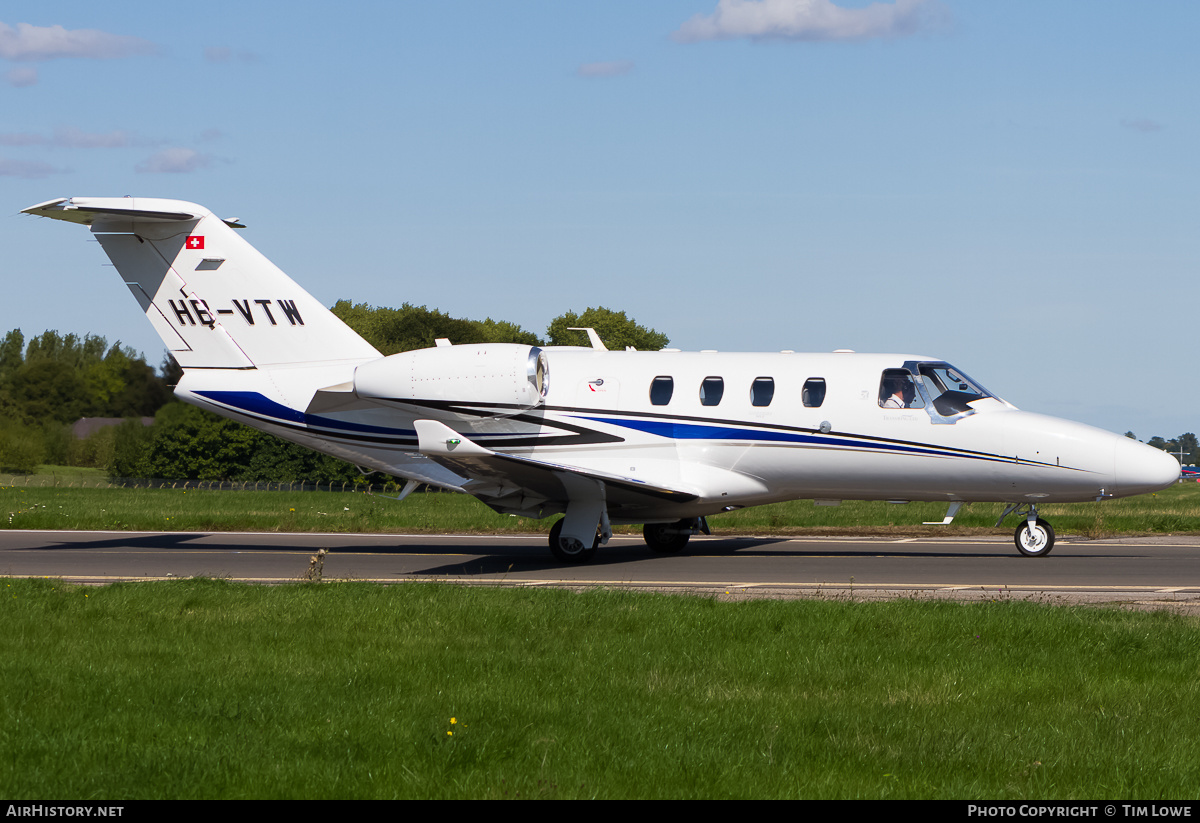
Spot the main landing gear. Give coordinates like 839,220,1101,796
548,518,599,563
642,518,710,554
997,503,1056,557
547,516,711,562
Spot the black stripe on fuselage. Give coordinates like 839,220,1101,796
195,394,1076,473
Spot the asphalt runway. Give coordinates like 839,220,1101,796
4,529,1200,609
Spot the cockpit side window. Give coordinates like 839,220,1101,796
878,369,924,409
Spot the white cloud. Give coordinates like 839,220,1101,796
1121,118,1163,133
204,45,259,63
52,126,137,148
0,21,156,61
135,147,213,174
0,127,146,148
0,157,66,178
0,131,42,146
4,66,36,86
674,0,943,44
577,60,634,78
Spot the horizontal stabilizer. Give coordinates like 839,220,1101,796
23,197,203,226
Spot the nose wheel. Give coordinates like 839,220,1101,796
1000,504,1056,557
1014,517,1055,556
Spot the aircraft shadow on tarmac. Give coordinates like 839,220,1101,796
33,532,1096,580
402,537,1086,577
45,533,222,551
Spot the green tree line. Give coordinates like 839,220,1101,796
0,303,666,478
1128,431,1199,467
0,330,173,474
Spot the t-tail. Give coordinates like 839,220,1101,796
21,197,379,369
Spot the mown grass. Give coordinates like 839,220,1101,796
2,479,1199,536
3,578,1199,799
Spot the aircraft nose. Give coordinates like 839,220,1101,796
1113,437,1179,496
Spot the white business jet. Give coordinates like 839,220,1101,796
22,197,1179,561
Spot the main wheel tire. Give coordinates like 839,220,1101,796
548,518,598,563
1014,518,1055,557
643,521,691,554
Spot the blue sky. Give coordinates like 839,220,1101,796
2,1,1196,437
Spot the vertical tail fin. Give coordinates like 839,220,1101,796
22,197,380,369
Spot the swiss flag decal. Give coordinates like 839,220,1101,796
187,236,205,250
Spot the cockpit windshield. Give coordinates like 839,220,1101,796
907,361,1004,423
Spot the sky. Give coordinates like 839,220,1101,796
1,1,1196,438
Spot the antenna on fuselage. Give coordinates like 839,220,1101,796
567,327,608,351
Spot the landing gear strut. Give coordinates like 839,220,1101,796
998,503,1056,557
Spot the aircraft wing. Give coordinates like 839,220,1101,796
413,419,698,518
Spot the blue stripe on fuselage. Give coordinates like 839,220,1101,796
195,391,415,437
192,392,1019,466
193,391,531,441
571,414,997,461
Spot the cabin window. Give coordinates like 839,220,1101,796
750,377,775,407
878,369,924,409
802,378,826,408
700,377,724,406
649,376,674,406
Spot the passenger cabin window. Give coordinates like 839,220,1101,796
878,369,924,409
649,376,674,406
802,378,826,408
750,377,775,407
700,377,724,406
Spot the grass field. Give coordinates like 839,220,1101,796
4,475,1199,537
5,476,1200,798
4,578,1200,799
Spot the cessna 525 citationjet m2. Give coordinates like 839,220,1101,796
22,197,1179,561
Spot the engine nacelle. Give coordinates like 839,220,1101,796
353,344,548,414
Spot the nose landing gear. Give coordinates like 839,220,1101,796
998,503,1056,557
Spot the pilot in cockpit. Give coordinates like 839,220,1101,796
880,373,918,409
